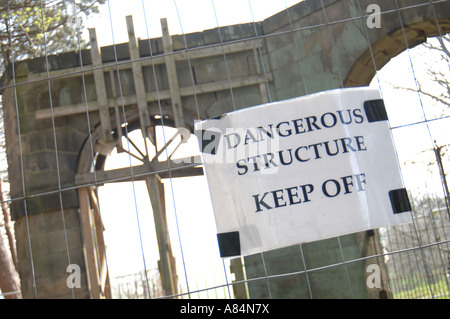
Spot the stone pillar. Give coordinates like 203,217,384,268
2,60,92,298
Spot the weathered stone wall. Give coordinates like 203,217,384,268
1,0,449,298
2,58,97,298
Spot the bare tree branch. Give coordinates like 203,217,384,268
437,37,450,59
392,83,450,108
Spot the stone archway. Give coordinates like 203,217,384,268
345,20,450,87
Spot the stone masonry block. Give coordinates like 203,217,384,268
14,209,89,298
30,190,78,214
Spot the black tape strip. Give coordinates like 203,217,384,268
199,130,221,155
364,99,388,122
217,231,241,257
389,188,411,214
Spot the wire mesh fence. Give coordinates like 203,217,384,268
0,0,449,300
381,189,450,299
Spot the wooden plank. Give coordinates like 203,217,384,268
179,73,273,96
158,166,203,179
176,40,262,61
89,28,113,142
35,94,142,119
35,73,273,119
78,187,101,299
74,156,202,186
126,15,151,136
110,69,123,148
145,174,177,297
161,18,185,129
88,187,111,299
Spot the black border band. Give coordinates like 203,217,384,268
389,188,411,214
217,231,241,257
364,99,388,122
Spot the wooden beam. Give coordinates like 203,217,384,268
126,15,152,139
78,187,101,299
89,28,113,143
158,166,203,179
161,18,185,129
88,187,111,299
109,69,124,149
74,156,202,186
179,73,272,96
35,73,273,119
145,174,177,297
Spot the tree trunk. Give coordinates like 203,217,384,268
0,177,21,298
0,178,18,271
0,234,21,298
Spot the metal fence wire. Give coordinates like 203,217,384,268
0,0,449,299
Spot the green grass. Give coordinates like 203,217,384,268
393,278,450,299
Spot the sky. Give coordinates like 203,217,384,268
372,38,450,195
85,0,302,47
78,0,450,298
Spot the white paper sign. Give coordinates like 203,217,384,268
195,87,412,257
